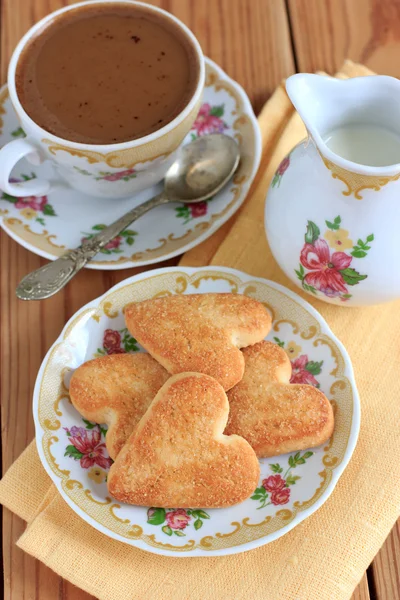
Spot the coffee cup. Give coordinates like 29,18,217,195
0,0,204,199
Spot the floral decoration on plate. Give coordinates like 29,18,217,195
64,422,111,470
273,336,323,387
0,59,261,270
251,452,313,509
33,266,360,557
147,507,210,537
95,327,139,356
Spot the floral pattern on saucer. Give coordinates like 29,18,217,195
0,59,261,269
81,224,137,255
34,267,360,556
191,102,228,137
175,199,210,224
1,172,57,226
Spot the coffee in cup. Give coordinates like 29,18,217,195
0,0,204,199
15,2,200,144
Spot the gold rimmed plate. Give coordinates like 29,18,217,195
33,266,360,556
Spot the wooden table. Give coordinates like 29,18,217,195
1,1,399,598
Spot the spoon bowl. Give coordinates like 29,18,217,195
165,134,240,202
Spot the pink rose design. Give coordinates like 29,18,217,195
165,509,191,530
104,236,122,250
15,195,47,211
103,329,122,354
271,488,291,505
276,156,290,176
66,426,112,469
290,355,319,386
103,174,121,182
262,474,286,493
190,202,208,218
300,238,351,296
103,169,135,182
192,103,227,136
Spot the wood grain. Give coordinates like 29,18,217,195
1,0,398,598
0,1,294,599
371,522,400,600
352,574,370,600
288,0,400,76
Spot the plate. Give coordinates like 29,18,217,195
33,266,360,556
0,59,261,269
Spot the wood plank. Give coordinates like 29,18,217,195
351,573,370,600
288,0,400,76
371,521,400,600
0,1,295,599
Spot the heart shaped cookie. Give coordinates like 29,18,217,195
107,373,260,508
225,341,334,458
124,293,271,391
69,353,169,460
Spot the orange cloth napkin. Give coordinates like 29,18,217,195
1,60,400,600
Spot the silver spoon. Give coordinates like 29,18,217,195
16,134,240,300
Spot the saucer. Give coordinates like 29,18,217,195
33,266,360,556
0,59,261,269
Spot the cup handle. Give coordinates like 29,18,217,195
0,138,50,196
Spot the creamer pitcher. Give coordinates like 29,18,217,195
265,74,400,306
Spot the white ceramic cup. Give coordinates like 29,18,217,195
0,0,204,199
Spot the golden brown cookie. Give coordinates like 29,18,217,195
225,341,334,458
69,353,169,460
108,373,260,508
124,293,271,391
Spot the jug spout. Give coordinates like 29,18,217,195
286,73,400,175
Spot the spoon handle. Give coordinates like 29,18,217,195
16,191,170,301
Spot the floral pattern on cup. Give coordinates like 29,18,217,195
96,168,136,182
81,224,137,255
271,154,290,188
95,327,139,357
251,452,313,509
11,126,25,138
295,215,374,301
191,103,228,137
73,166,137,181
147,507,210,536
1,173,56,226
273,337,323,387
64,420,112,470
175,200,210,224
